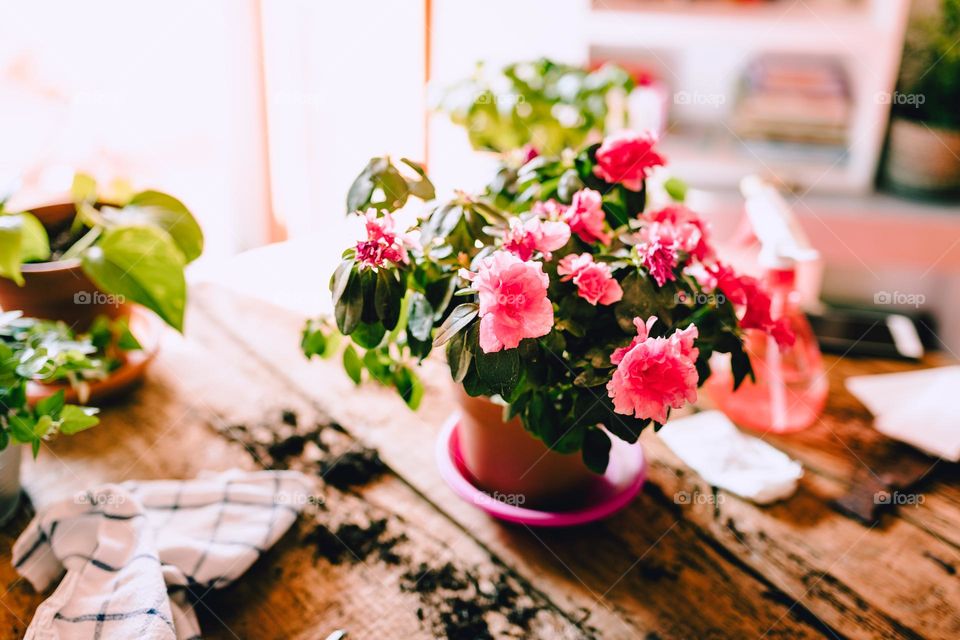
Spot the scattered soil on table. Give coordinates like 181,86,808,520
281,409,298,426
222,408,550,639
306,517,405,565
403,562,469,593
401,561,541,639
219,409,384,488
319,447,386,490
267,433,307,460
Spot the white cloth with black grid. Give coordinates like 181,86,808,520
12,469,312,640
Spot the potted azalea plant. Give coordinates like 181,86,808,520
0,173,203,332
0,312,105,525
304,132,789,505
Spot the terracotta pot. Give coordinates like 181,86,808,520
454,386,596,507
0,202,130,331
883,117,960,199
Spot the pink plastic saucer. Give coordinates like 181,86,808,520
436,415,646,527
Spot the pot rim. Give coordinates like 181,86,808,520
20,257,84,273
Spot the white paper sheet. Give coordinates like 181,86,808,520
658,411,803,504
846,366,960,462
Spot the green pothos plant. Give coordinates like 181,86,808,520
0,311,112,455
436,58,635,155
0,173,204,331
304,132,791,473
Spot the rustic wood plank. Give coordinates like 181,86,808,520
191,284,857,639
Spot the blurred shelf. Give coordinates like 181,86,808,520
589,0,896,54
660,122,861,193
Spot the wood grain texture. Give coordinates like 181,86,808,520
0,285,956,639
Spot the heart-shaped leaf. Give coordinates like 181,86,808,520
81,225,187,331
123,190,204,263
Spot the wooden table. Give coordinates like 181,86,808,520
1,285,957,639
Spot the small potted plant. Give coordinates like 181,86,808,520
0,312,105,524
437,58,635,156
883,0,960,198
304,133,789,505
0,173,204,332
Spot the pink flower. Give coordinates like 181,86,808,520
607,317,700,423
593,130,666,191
502,217,571,261
469,251,554,353
637,222,680,287
696,263,795,347
557,253,623,306
644,205,713,261
355,210,417,268
735,276,795,348
563,189,612,246
531,199,567,221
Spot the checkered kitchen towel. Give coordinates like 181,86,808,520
12,469,312,639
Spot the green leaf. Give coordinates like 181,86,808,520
330,259,355,306
18,212,51,263
400,158,436,201
406,292,434,342
351,321,386,349
347,158,385,213
32,414,54,438
603,411,647,445
0,212,48,284
346,158,415,213
730,344,754,390
407,334,432,362
394,366,424,410
664,177,688,203
342,345,363,384
71,172,98,204
374,268,404,330
359,268,379,324
0,215,26,285
432,303,479,347
81,225,187,331
582,427,612,473
36,389,65,420
615,271,659,333
446,328,472,384
376,165,410,211
59,226,103,262
115,318,143,351
475,347,520,398
8,413,35,444
302,319,337,359
58,405,100,434
334,268,363,335
123,190,204,263
362,348,393,384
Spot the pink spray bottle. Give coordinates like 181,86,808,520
707,176,828,434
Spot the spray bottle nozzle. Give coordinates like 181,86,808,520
740,176,819,269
